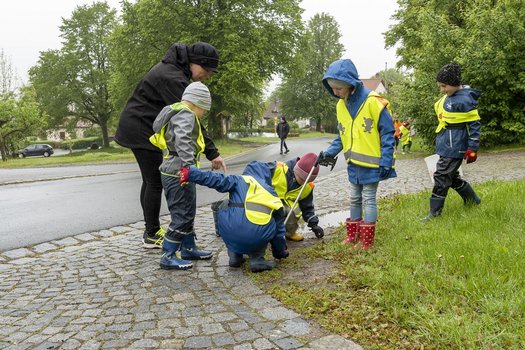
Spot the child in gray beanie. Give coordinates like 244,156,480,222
150,81,216,270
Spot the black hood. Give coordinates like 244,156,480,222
162,43,191,75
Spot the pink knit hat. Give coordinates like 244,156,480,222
293,153,320,183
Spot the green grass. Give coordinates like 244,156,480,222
0,145,136,168
252,180,525,349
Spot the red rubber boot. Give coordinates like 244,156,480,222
359,222,376,250
343,218,361,244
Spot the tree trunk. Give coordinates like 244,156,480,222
99,121,110,147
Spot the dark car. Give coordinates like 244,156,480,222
18,144,54,158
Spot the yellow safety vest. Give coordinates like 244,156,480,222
149,102,206,167
271,162,314,218
434,95,481,133
241,175,283,225
336,92,389,168
399,125,412,145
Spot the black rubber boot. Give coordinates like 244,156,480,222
249,248,276,273
227,248,245,268
421,196,446,222
455,183,481,205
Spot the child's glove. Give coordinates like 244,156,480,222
379,166,392,178
179,167,190,185
271,243,289,259
311,225,324,238
464,150,477,164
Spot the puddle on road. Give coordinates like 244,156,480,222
297,210,347,234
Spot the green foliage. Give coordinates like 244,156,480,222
277,13,344,133
109,0,304,138
0,86,46,160
385,0,525,147
29,2,118,147
252,180,525,349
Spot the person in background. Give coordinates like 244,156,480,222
150,82,215,270
276,116,290,155
114,42,227,249
319,59,397,250
399,121,413,154
180,161,289,273
423,62,481,220
393,114,401,150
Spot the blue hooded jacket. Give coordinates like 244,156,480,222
322,59,397,185
435,87,481,158
188,162,287,256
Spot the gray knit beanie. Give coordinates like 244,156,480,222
182,82,212,111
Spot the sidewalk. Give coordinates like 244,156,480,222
1,151,524,349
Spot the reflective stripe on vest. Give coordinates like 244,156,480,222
434,95,480,133
241,175,283,225
271,162,314,218
336,92,388,168
148,102,206,167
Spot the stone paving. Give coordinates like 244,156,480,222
1,151,524,350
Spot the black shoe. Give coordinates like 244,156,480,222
280,152,283,155
285,149,290,154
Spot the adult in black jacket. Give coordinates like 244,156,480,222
115,42,227,248
276,116,290,155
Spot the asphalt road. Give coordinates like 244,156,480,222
0,137,343,252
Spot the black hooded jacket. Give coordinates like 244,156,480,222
114,43,219,160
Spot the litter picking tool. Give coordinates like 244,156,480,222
284,151,338,238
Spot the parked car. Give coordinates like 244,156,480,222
18,144,54,158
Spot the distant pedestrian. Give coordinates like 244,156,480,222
319,59,397,250
393,114,401,150
423,62,481,220
150,82,215,270
114,42,226,250
276,116,290,155
399,121,412,154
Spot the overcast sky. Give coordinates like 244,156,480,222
0,0,399,86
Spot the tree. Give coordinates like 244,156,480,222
385,0,525,147
1,50,44,161
30,2,117,147
109,0,304,139
276,13,344,132
0,86,46,161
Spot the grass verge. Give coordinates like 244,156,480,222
251,180,525,350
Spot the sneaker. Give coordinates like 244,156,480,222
285,149,290,154
143,227,166,249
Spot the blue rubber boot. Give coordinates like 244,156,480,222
180,233,213,260
455,182,481,205
159,237,193,270
227,248,245,268
249,247,276,273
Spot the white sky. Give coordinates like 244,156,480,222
0,0,399,85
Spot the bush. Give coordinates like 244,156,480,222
63,137,103,150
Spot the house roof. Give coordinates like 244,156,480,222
361,79,384,90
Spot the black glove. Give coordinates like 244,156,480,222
273,247,289,259
311,225,324,238
379,166,392,179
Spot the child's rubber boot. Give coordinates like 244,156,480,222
180,233,213,260
159,237,193,270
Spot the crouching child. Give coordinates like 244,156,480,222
179,161,289,272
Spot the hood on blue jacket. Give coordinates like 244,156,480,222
322,59,363,98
